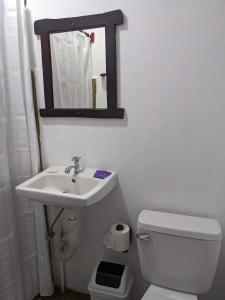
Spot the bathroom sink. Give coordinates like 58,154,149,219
15,167,117,207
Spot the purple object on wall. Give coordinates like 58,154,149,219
94,170,112,179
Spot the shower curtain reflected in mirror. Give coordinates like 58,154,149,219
51,31,93,108
0,0,53,299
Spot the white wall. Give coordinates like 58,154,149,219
28,1,225,299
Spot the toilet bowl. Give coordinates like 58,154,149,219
137,210,222,300
142,285,197,300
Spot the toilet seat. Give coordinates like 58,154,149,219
142,285,198,300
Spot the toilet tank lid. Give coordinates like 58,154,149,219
138,210,222,241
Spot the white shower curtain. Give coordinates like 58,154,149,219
0,0,54,299
51,31,93,108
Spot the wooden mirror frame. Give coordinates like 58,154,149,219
34,10,125,118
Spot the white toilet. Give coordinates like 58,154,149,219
137,210,222,300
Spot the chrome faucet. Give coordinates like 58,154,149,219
65,156,84,181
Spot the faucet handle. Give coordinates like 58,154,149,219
71,156,81,163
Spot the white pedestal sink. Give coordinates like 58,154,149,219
16,166,117,207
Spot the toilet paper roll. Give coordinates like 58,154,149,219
104,223,130,252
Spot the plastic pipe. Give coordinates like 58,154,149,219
60,260,65,293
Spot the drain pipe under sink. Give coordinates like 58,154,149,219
55,215,79,293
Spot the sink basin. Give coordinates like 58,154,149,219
16,167,117,207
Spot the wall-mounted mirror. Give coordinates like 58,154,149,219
34,10,124,118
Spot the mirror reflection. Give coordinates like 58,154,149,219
50,27,107,109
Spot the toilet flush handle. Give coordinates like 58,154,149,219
136,233,151,241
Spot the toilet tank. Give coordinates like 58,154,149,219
137,210,222,294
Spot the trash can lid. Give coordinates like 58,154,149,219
88,263,133,297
